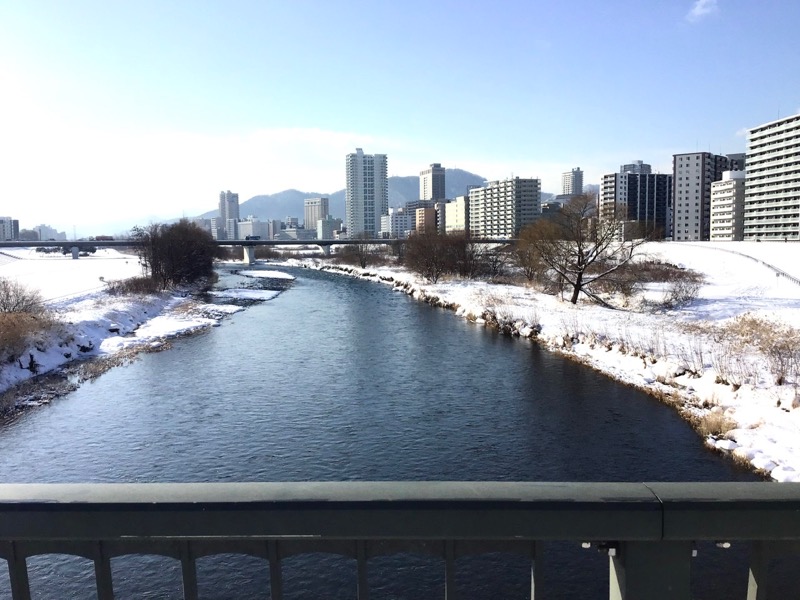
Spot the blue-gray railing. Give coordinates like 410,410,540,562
0,482,798,599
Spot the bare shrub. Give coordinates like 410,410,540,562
105,277,162,295
0,278,44,313
678,336,707,376
662,278,702,309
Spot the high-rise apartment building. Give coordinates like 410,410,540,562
744,113,800,240
218,190,240,240
304,198,329,229
420,163,446,201
0,217,19,241
561,168,584,197
599,173,672,237
710,171,746,241
468,178,540,238
345,148,388,237
621,160,652,175
672,153,729,241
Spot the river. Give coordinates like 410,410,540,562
0,265,790,599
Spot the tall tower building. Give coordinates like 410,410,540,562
420,163,446,201
304,197,329,229
672,153,729,241
345,148,388,237
561,168,584,197
218,190,240,240
744,113,800,240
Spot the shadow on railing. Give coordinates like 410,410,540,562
0,482,799,599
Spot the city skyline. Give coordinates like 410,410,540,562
1,1,799,235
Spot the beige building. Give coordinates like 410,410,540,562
415,207,437,233
468,177,540,238
710,171,746,241
744,113,800,240
445,196,469,234
304,197,329,229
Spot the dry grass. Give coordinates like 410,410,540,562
0,313,49,364
692,411,737,437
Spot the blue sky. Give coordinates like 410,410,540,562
1,0,799,235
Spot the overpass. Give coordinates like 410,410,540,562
0,481,797,599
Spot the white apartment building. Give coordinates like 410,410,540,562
379,207,411,239
317,215,342,240
304,198,329,229
420,163,445,201
672,153,729,241
345,148,388,238
445,196,469,234
218,190,240,241
744,113,800,240
710,171,746,241
561,168,583,196
468,178,540,238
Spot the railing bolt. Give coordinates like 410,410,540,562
715,541,732,549
597,542,619,556
581,542,592,549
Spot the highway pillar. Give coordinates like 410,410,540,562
71,246,80,260
243,246,255,265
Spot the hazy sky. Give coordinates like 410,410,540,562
1,0,799,235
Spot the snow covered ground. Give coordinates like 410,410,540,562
2,242,800,481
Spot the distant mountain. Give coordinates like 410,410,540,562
198,168,488,225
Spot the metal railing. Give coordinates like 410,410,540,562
0,482,799,599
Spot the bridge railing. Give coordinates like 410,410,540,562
0,482,798,599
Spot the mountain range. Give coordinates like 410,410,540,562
200,169,554,224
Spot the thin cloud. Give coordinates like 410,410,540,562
735,127,749,137
686,0,718,23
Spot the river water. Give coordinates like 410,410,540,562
0,266,791,598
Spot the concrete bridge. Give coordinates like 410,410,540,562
0,481,797,599
0,239,513,264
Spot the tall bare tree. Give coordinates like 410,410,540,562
516,194,648,305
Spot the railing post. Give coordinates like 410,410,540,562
268,540,283,600
609,541,691,600
444,540,456,600
747,541,769,600
530,541,543,600
180,541,199,600
94,541,114,600
8,542,31,600
357,540,368,600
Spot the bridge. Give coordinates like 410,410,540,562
0,239,513,264
0,481,797,599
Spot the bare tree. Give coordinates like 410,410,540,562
0,278,44,313
405,232,451,283
516,194,649,305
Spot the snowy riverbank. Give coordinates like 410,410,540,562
276,241,800,482
0,249,248,406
